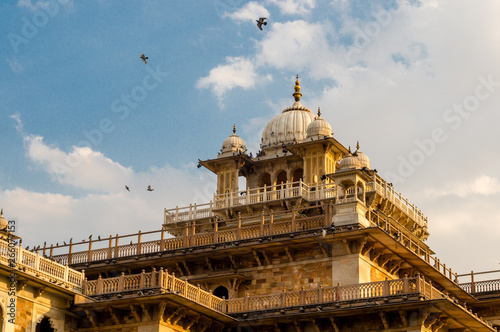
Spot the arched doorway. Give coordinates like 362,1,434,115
36,317,54,332
213,285,229,299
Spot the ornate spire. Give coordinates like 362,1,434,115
348,146,351,153
293,75,302,102
233,124,236,134
317,107,321,117
0,209,2,217
356,140,360,150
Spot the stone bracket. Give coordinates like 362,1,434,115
108,307,120,325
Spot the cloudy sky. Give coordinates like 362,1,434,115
1,0,499,278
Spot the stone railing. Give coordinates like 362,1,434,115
50,209,330,266
84,273,440,315
225,276,440,313
164,179,427,227
368,210,457,283
164,202,214,224
0,239,84,292
50,207,454,287
372,179,428,226
84,268,225,312
165,182,347,224
458,270,500,294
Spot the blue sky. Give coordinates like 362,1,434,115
1,0,500,276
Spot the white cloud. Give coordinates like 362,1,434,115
268,0,315,15
196,57,261,107
256,20,337,78
9,113,24,133
224,1,270,22
1,132,217,249
425,175,500,198
24,135,133,192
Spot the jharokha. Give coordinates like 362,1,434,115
0,78,499,331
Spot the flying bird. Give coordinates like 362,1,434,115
140,54,148,64
256,17,267,30
147,185,154,192
125,185,130,191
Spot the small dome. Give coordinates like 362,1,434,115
0,209,7,230
261,76,316,153
219,125,247,158
338,147,360,171
354,141,370,169
306,108,333,138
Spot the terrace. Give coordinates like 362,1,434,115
163,179,428,227
0,238,84,292
47,208,456,288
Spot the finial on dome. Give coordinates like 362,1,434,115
317,107,321,117
0,209,2,216
293,74,302,102
356,140,360,150
233,124,236,134
348,146,351,153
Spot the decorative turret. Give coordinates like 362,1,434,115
354,141,370,169
338,146,360,171
306,107,333,139
218,125,247,158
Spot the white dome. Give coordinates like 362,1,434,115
354,142,370,169
306,108,333,138
219,125,247,158
338,149,360,171
260,77,316,153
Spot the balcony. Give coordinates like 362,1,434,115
164,180,427,228
83,268,225,313
458,270,500,296
0,238,84,292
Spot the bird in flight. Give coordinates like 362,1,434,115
140,54,148,64
147,185,154,192
125,185,130,191
256,18,267,30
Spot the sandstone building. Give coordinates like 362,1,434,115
0,78,499,331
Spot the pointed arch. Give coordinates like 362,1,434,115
213,285,229,299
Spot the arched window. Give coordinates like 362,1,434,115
259,173,271,187
36,317,55,332
276,171,287,186
213,285,229,299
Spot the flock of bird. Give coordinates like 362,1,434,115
21,17,270,253
124,185,154,192
132,19,267,192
